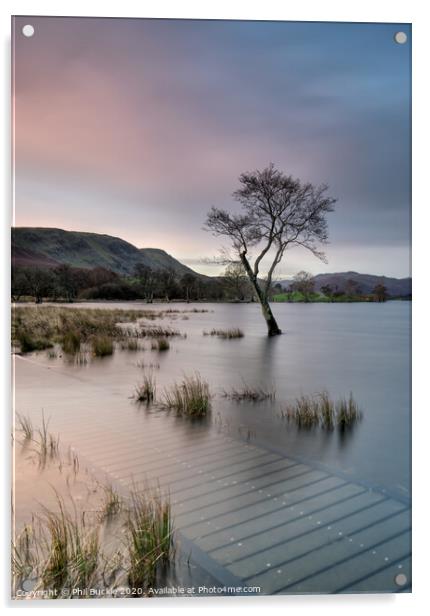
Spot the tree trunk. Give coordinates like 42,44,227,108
259,295,282,336
240,254,282,336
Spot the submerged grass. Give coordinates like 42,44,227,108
222,383,276,402
99,484,122,522
17,331,53,353
162,373,211,417
119,337,140,351
281,391,362,430
92,336,114,357
16,413,33,440
135,373,156,403
16,412,61,466
203,328,244,339
139,325,181,338
156,338,170,351
37,414,60,466
12,306,170,355
62,330,81,355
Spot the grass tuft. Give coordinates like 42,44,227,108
222,383,275,402
119,337,140,351
16,413,33,440
41,495,100,592
99,484,122,522
62,330,81,355
163,373,211,417
92,336,113,357
203,328,244,339
125,486,174,590
157,338,170,351
281,391,362,430
135,373,156,403
17,332,52,353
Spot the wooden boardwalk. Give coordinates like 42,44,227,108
62,416,411,595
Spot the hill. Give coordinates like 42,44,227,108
11,227,201,278
280,271,411,297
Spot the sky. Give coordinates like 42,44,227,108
13,17,411,278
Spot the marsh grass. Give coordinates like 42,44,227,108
12,488,174,597
139,326,181,338
36,415,60,466
92,336,114,357
62,330,81,355
281,391,362,430
163,373,211,417
40,495,100,592
203,328,244,339
16,413,33,440
135,373,156,403
12,469,175,596
136,361,160,370
119,337,140,351
125,486,174,590
17,331,53,353
12,524,36,582
12,306,162,354
336,393,363,429
157,338,170,351
222,382,276,402
99,485,122,522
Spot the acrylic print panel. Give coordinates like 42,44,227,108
11,16,411,599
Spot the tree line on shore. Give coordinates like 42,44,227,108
11,261,389,304
276,270,390,303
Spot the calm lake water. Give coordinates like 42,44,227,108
14,300,411,500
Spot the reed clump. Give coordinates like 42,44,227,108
12,306,158,354
16,413,33,440
36,414,60,466
163,373,211,417
203,328,244,339
99,485,122,522
41,496,100,592
135,373,156,403
281,391,362,430
156,338,170,351
12,482,175,597
17,331,53,353
92,336,113,357
125,487,174,590
119,337,140,351
222,383,275,402
139,325,181,338
61,330,81,354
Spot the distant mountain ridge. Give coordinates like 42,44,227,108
12,229,411,295
11,227,201,278
280,271,411,297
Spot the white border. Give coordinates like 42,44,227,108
1,1,428,615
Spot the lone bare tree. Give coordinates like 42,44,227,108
205,164,336,336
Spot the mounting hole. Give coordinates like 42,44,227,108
394,31,407,45
22,24,35,38
395,573,408,587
